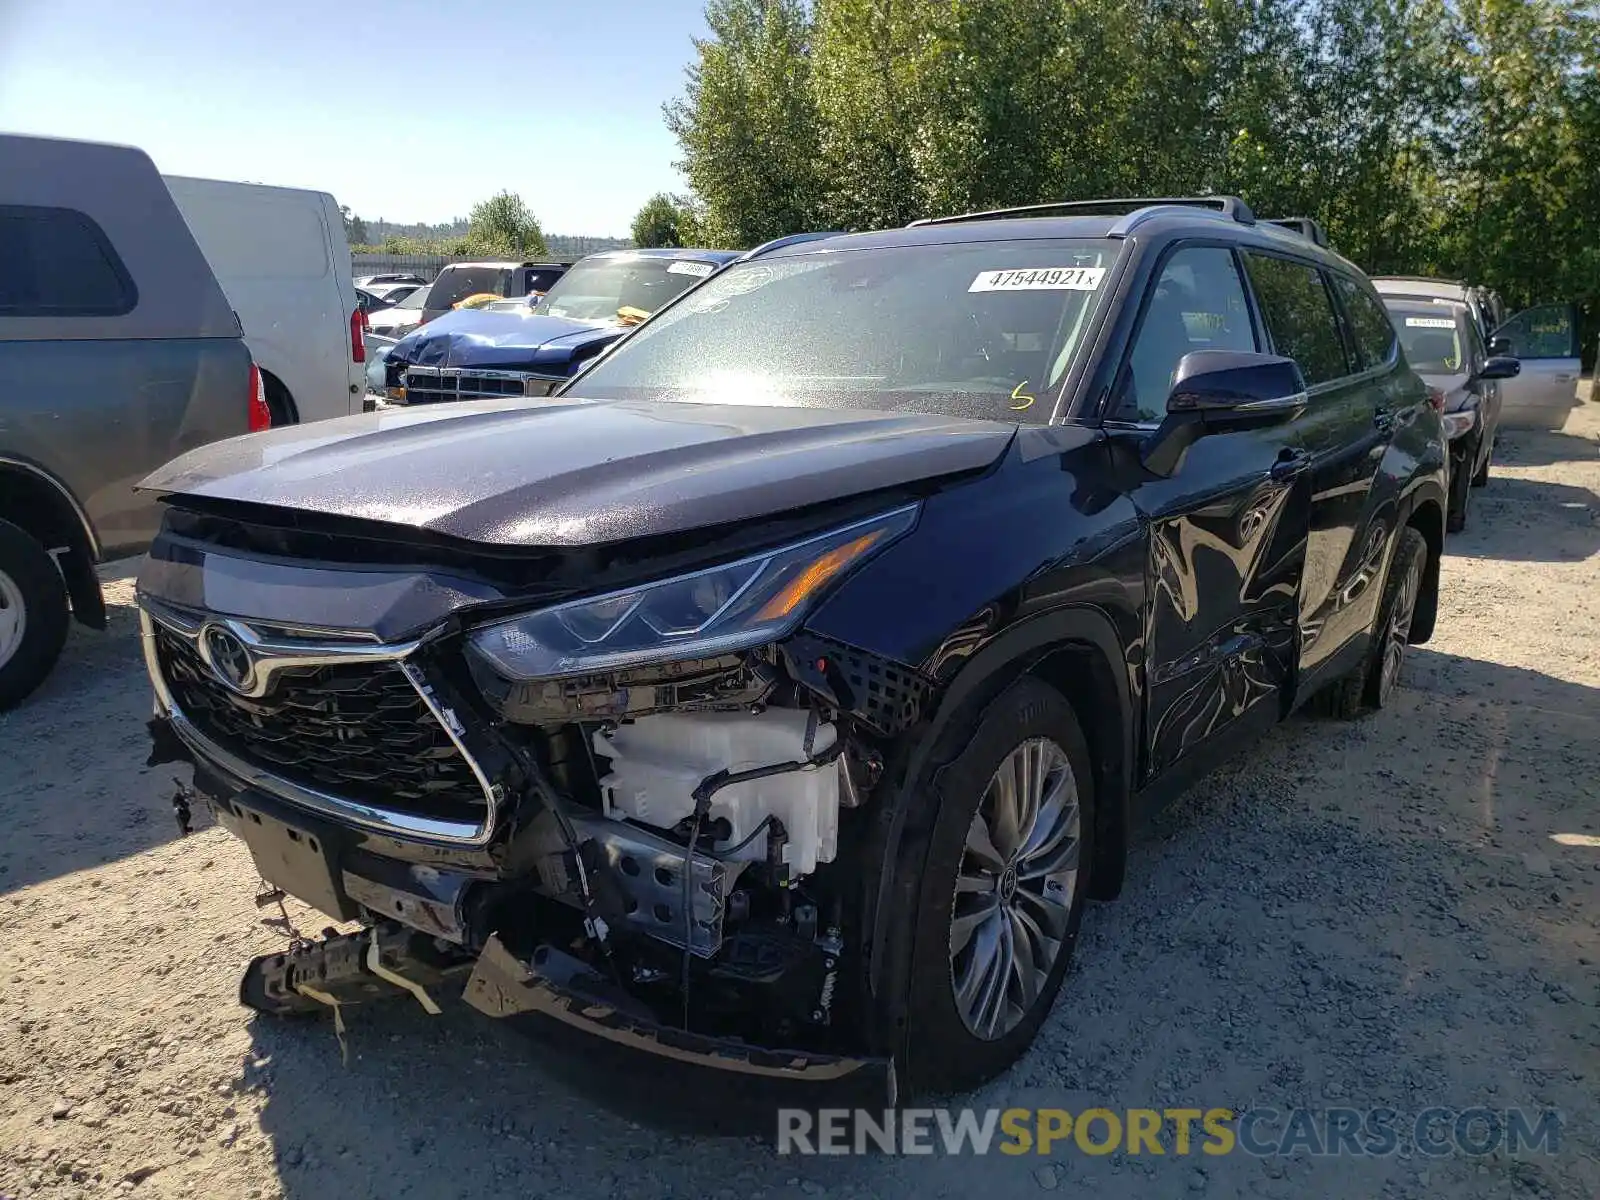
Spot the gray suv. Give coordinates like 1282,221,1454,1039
0,134,255,708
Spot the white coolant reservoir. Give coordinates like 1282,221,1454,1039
592,710,840,878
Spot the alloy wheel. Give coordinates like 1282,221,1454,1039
949,736,1081,1040
1379,553,1423,703
0,569,26,671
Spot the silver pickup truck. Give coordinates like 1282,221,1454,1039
0,134,255,708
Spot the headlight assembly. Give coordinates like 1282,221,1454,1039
468,504,919,680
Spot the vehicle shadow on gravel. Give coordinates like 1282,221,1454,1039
0,562,206,895
1493,428,1597,469
1451,475,1599,563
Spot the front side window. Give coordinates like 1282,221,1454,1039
1495,304,1579,360
567,239,1121,424
0,205,136,316
1333,275,1396,371
1116,245,1257,422
1243,253,1349,386
534,256,719,324
1386,301,1466,375
523,267,565,294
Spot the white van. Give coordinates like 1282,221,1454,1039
164,176,364,425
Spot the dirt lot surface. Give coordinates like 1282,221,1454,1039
3,393,1598,1200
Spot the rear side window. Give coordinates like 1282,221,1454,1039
523,267,565,294
430,267,511,309
1332,276,1396,371
0,205,136,316
1243,253,1349,386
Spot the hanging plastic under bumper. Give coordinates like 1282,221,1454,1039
464,935,897,1099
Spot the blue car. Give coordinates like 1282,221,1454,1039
382,248,741,405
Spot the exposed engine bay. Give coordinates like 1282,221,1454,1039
138,499,936,1091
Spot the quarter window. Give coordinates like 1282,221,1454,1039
1117,246,1257,422
1332,276,1396,371
0,205,136,316
1243,253,1349,386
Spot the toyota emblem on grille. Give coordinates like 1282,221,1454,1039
199,623,256,694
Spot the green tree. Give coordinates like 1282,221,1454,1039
664,0,822,246
464,191,548,258
632,192,687,247
339,205,370,247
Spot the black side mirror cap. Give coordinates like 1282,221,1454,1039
1477,355,1521,381
1142,351,1308,476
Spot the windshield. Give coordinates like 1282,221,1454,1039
568,238,1119,423
1387,302,1466,374
533,256,719,323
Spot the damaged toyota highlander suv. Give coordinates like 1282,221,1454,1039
136,197,1447,1097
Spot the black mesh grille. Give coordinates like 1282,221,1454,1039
156,628,486,822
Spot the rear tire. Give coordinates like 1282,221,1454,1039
1446,438,1476,533
889,677,1094,1094
1316,526,1427,719
1472,439,1491,487
0,519,71,711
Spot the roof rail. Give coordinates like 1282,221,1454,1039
738,231,844,261
1262,217,1328,247
908,196,1256,230
1370,274,1468,288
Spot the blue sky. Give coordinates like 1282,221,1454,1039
0,0,709,235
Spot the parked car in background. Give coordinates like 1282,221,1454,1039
356,281,423,314
1490,303,1583,430
165,175,364,426
136,198,1448,1097
382,248,738,405
365,282,431,338
420,260,571,323
1372,276,1578,431
354,272,426,289
0,134,256,708
1382,296,1519,531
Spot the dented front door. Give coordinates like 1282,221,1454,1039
1134,425,1310,777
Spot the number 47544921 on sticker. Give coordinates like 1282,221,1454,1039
969,267,1106,293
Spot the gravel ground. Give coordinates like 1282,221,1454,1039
2,393,1597,1200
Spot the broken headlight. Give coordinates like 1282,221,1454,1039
468,505,918,680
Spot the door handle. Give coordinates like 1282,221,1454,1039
1373,407,1396,432
1271,449,1311,481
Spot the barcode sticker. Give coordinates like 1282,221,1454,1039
1405,317,1455,329
667,261,715,278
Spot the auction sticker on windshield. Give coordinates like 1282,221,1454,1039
668,261,716,278
969,267,1106,293
1405,317,1456,329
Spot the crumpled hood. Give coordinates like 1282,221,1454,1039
389,310,620,372
139,397,1018,547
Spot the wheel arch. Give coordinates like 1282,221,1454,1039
259,367,300,425
860,603,1135,1052
1399,482,1445,646
0,457,105,629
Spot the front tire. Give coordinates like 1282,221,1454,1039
894,677,1093,1094
1446,439,1475,533
1318,526,1427,719
0,519,71,710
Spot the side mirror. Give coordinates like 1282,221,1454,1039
1488,335,1512,356
1476,355,1521,381
1142,351,1308,476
